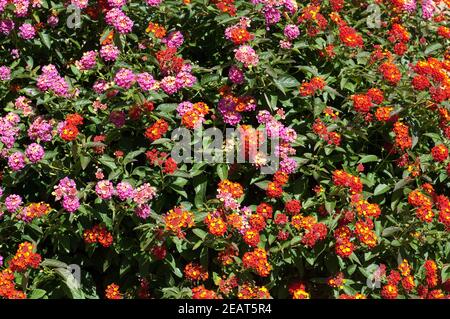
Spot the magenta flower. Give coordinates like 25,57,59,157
25,143,45,163
18,23,36,40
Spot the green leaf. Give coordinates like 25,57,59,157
358,155,378,163
29,289,47,299
39,32,52,49
373,184,390,196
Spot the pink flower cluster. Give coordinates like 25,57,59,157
75,50,97,71
0,113,21,149
18,23,36,40
5,194,23,212
0,65,11,80
105,8,134,34
27,117,54,142
234,45,259,68
100,44,120,62
37,64,70,97
53,177,80,213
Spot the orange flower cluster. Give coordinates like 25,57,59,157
354,199,381,219
184,262,209,281
229,26,254,45
9,242,41,273
393,121,412,151
436,195,450,230
211,0,236,16
431,144,449,162
437,26,450,39
332,169,363,194
237,283,271,299
354,220,377,248
288,282,310,299
192,285,220,299
164,206,195,237
379,62,402,85
204,212,227,236
299,77,326,96
0,269,26,299
327,272,345,289
375,106,393,121
218,179,244,199
334,226,354,258
312,118,341,146
242,248,271,277
105,283,123,299
181,102,210,129
297,4,328,36
17,202,51,222
146,22,166,38
83,225,114,247
338,25,364,48
412,57,450,103
408,189,434,223
338,293,366,299
144,119,169,141
217,246,238,266
388,23,410,55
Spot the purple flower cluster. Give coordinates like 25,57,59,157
0,112,21,149
37,64,70,97
28,117,54,142
0,19,15,35
18,23,36,40
228,65,245,85
146,0,163,6
95,180,115,200
8,152,26,171
133,183,157,205
100,44,120,62
108,0,127,7
114,68,136,89
13,0,29,17
25,143,45,163
75,50,98,71
422,0,435,20
0,65,11,81
162,31,184,49
5,194,23,212
53,177,80,213
283,24,300,40
71,0,89,9
116,181,135,201
105,8,134,34
136,72,157,91
135,204,151,219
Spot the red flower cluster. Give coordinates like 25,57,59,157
288,282,310,299
379,62,402,85
408,189,434,223
105,283,123,299
192,285,220,299
242,248,271,277
184,262,209,282
431,144,449,162
0,269,26,299
144,119,169,141
338,25,364,48
332,169,363,194
312,118,341,145
8,242,41,273
164,206,195,237
393,121,412,151
299,77,326,96
204,212,227,236
83,225,114,247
